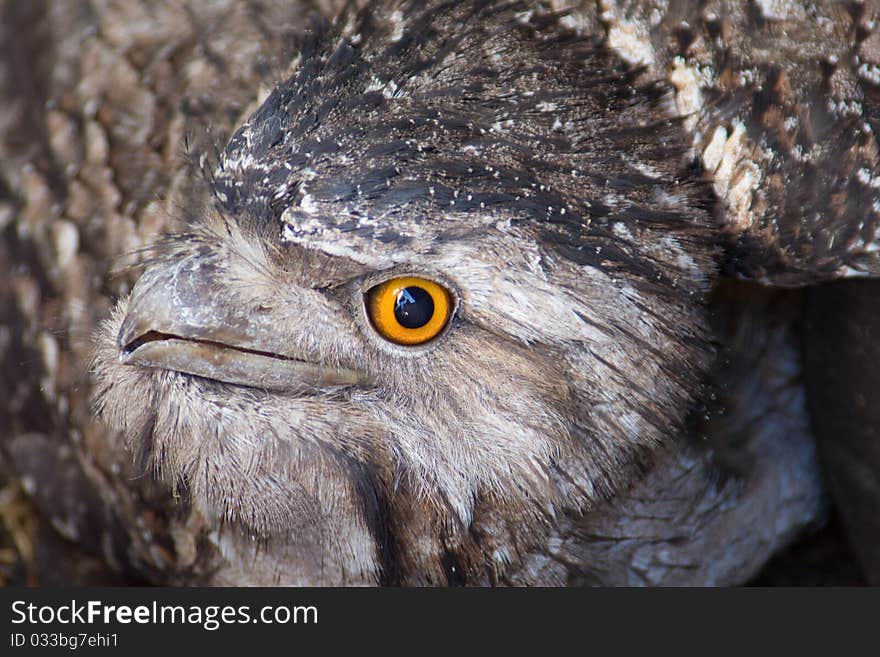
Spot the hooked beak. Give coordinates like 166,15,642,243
118,258,370,391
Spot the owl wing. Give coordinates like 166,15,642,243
593,0,880,285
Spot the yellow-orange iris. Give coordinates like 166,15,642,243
366,276,452,345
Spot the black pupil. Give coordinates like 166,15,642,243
394,286,435,329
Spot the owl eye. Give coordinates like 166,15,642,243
366,276,452,345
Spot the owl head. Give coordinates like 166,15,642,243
92,1,716,584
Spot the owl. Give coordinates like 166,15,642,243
2,0,878,585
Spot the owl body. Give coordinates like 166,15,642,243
1,0,876,585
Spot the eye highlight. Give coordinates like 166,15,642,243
366,277,452,345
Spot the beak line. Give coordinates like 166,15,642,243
120,333,369,391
